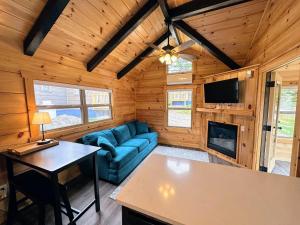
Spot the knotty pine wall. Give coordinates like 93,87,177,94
245,0,300,175
0,35,136,216
246,0,300,65
136,0,300,171
136,51,260,168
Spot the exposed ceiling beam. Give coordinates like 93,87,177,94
170,0,250,21
24,0,70,56
173,20,240,69
117,31,170,79
157,0,181,45
87,0,158,72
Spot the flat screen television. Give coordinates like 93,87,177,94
204,78,239,103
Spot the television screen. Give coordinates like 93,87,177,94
204,78,239,103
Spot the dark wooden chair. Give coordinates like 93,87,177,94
13,170,77,225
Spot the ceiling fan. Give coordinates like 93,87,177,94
145,24,197,65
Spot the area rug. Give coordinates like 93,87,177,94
109,145,209,200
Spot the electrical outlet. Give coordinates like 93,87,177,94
0,184,8,200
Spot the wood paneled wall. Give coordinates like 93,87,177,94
0,44,136,223
136,53,259,168
245,0,300,175
0,31,136,218
246,0,300,65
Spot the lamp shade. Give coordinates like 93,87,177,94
32,112,52,125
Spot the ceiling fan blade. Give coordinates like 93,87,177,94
178,54,197,62
173,40,195,53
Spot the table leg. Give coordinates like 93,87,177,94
93,153,100,212
6,158,17,225
51,173,63,225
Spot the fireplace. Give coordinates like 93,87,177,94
207,121,238,159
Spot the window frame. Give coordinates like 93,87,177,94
166,89,193,128
34,80,113,131
83,89,113,123
167,58,193,75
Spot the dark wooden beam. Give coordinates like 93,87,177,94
170,0,250,21
157,0,181,45
157,0,169,18
87,0,158,72
173,20,240,69
117,31,170,79
24,0,70,56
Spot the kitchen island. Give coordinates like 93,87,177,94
117,154,300,225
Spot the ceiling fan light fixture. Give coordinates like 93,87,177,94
165,59,172,65
147,26,196,66
171,54,178,62
159,55,165,63
164,53,171,61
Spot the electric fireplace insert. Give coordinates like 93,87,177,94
207,121,238,159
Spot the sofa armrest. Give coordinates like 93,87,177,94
98,149,113,162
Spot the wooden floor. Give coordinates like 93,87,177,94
12,154,231,225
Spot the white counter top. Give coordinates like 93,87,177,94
117,154,300,225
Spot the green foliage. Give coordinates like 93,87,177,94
278,114,295,138
280,88,297,111
278,87,298,138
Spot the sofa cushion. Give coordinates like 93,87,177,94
136,121,149,134
82,129,118,147
120,138,149,152
110,146,138,169
100,130,119,147
97,137,117,157
126,121,137,137
112,125,131,145
135,132,158,143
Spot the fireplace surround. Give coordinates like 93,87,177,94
207,121,238,159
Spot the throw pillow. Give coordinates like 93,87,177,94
97,136,117,157
126,121,137,137
136,121,149,134
112,125,131,145
100,130,118,147
82,131,104,146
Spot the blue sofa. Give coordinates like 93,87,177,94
78,121,158,184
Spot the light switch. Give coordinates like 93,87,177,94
241,126,245,132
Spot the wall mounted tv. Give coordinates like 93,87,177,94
204,78,239,103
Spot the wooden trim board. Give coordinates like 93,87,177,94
7,140,59,156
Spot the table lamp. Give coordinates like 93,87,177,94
32,112,52,145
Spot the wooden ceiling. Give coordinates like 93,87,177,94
0,0,268,77
183,0,268,66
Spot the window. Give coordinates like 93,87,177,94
167,58,192,74
167,90,192,128
277,86,298,138
85,89,112,122
34,81,112,131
